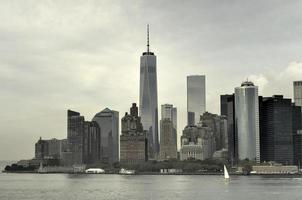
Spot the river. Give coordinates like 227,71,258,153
1,161,302,200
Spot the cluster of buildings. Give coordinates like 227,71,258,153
26,27,302,169
221,81,302,165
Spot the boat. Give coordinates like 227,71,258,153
119,168,135,175
85,168,105,174
224,165,230,179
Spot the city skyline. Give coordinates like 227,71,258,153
1,0,302,160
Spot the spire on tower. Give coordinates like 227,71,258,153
142,24,154,55
147,24,150,52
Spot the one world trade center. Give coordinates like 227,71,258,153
139,25,159,159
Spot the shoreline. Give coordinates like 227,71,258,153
3,171,302,177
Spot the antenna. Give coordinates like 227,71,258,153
147,24,150,52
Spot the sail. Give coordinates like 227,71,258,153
224,165,230,179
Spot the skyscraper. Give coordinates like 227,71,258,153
220,94,233,116
161,104,177,140
292,104,302,166
220,94,237,163
160,104,178,160
92,108,119,164
235,81,260,163
259,95,294,165
139,25,159,158
67,110,85,164
83,121,101,165
294,81,302,107
187,75,206,126
160,119,177,160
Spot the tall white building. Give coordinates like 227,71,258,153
235,81,260,163
294,81,302,107
139,25,159,158
187,75,206,126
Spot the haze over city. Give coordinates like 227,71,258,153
1,0,302,160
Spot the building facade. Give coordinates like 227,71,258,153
294,81,302,107
35,137,49,159
293,105,302,166
259,95,294,165
200,112,228,151
220,94,237,163
161,104,177,153
67,110,85,165
161,104,177,127
159,119,177,160
235,81,260,163
83,121,101,165
120,103,148,165
220,94,233,117
187,75,206,126
139,26,159,159
46,138,62,159
180,125,214,161
92,108,119,164
35,138,67,160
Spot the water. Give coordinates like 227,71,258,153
0,172,302,200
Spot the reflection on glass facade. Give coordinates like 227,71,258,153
92,108,119,164
294,81,302,107
139,26,159,158
187,75,206,126
235,81,260,163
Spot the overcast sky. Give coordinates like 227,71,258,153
1,0,302,160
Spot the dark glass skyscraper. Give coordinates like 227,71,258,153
139,25,159,158
220,94,237,164
92,108,119,164
292,103,302,166
83,121,100,165
67,110,85,165
220,94,233,116
259,95,294,165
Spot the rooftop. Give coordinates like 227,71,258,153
241,81,255,87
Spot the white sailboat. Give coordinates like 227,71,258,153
224,165,230,179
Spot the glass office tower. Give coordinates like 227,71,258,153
139,25,159,158
235,81,260,163
92,108,119,164
187,75,206,126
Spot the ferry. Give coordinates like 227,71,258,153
85,168,105,174
119,168,135,175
